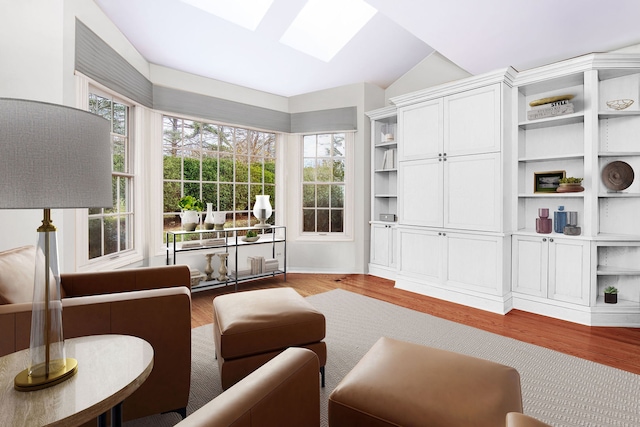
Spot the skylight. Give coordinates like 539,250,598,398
179,0,274,31
280,0,377,62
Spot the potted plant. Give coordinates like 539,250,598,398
604,286,618,304
557,177,584,193
178,195,204,231
243,230,260,242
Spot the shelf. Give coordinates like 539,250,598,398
518,112,584,130
375,141,397,148
519,153,584,162
598,151,640,157
599,110,640,119
518,193,584,198
191,270,286,293
593,296,639,309
597,192,640,198
596,233,640,242
374,194,397,198
597,265,640,276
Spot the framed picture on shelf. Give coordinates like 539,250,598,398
534,170,566,193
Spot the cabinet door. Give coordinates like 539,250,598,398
389,226,397,269
512,235,548,298
444,84,501,156
398,227,443,283
370,223,390,266
548,239,590,305
447,232,503,295
398,99,442,161
444,153,501,232
398,159,442,227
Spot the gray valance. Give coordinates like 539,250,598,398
75,19,357,133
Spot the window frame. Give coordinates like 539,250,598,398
295,131,354,241
74,74,144,271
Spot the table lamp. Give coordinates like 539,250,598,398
0,98,112,391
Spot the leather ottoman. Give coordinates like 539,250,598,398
329,337,523,427
213,287,326,390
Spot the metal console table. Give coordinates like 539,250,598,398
166,225,286,292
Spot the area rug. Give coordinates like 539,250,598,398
125,289,640,427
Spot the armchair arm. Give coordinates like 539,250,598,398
177,347,320,427
61,265,191,297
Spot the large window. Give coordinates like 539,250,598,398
302,133,346,233
162,116,276,236
87,91,134,259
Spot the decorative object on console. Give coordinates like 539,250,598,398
252,194,273,228
204,253,215,281
213,211,226,230
602,161,634,191
536,208,552,234
178,196,204,231
203,203,215,230
556,177,584,193
534,170,565,193
217,252,229,281
606,99,634,110
0,98,112,391
527,94,575,120
563,211,581,236
242,230,260,242
554,206,567,234
380,213,396,222
604,286,618,304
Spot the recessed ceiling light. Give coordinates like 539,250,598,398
179,0,274,31
280,0,377,62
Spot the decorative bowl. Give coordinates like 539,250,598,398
242,235,260,242
606,99,634,110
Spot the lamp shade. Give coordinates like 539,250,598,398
0,98,112,209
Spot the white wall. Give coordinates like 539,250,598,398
385,51,472,103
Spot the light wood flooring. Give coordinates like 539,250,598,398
191,273,640,376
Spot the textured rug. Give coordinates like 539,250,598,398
125,289,640,427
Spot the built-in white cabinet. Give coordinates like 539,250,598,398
370,223,397,271
511,53,640,326
391,70,515,314
512,235,590,306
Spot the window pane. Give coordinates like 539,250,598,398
250,184,263,204
317,159,332,182
333,159,345,182
317,209,329,232
333,134,345,157
303,159,316,182
265,159,276,183
113,136,126,173
183,120,200,152
88,218,102,259
219,154,234,182
183,152,201,181
104,216,118,256
235,184,249,211
303,135,316,157
164,154,181,180
317,185,330,207
303,209,315,232
202,152,218,181
184,182,200,199
219,183,234,211
250,160,263,184
106,176,118,214
202,183,217,208
164,181,181,212
303,184,315,208
331,209,344,232
235,155,248,182
112,102,127,135
317,134,331,157
331,185,344,208
163,117,183,149
202,124,219,152
90,94,111,122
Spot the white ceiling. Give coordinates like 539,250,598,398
94,0,640,97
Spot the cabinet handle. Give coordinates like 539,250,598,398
542,238,547,242
438,232,442,236
442,232,446,236
549,238,554,243
438,153,442,157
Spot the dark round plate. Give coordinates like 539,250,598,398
602,161,634,191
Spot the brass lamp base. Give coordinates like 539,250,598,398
14,358,78,392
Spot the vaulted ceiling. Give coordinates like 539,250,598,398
95,0,640,97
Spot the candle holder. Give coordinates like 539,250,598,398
252,195,273,228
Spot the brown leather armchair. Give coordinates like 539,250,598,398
0,246,192,424
176,347,320,427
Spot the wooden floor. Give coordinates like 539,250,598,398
191,273,640,376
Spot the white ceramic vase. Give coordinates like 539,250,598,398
204,203,215,230
180,210,200,231
252,195,272,228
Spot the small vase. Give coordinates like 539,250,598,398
180,210,200,231
204,203,215,230
536,208,552,234
213,211,226,230
252,195,273,228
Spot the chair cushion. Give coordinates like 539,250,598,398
213,287,325,359
0,246,36,304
